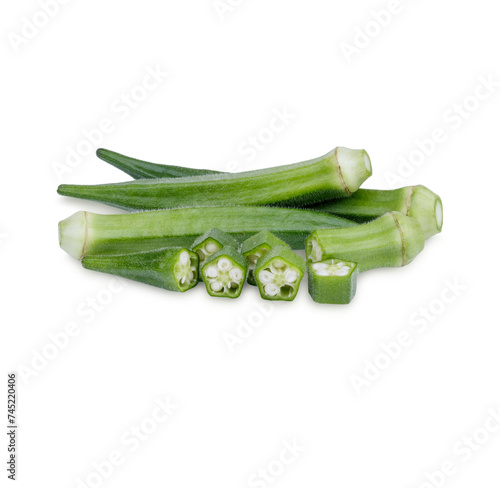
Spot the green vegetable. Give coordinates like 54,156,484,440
307,259,358,304
81,248,199,292
96,148,218,179
57,146,372,210
308,185,442,239
192,229,239,280
306,212,425,271
255,246,305,301
240,231,290,285
201,246,248,298
58,206,355,260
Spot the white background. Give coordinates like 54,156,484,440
2,1,500,487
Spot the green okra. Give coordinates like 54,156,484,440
201,246,248,298
307,185,443,239
57,146,372,210
255,246,305,301
307,259,358,304
240,231,290,286
96,148,219,179
58,206,357,260
81,248,199,292
306,211,425,271
192,229,239,280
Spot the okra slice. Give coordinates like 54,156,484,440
81,248,199,292
307,259,358,304
255,246,305,301
240,231,290,286
192,229,239,275
201,246,248,298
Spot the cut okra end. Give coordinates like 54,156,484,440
241,231,290,286
408,185,443,239
201,247,248,298
81,247,199,293
192,229,239,279
308,259,358,304
255,246,305,301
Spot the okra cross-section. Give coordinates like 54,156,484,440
201,247,248,298
307,259,358,304
192,229,240,274
81,248,199,292
306,212,425,271
255,246,305,301
240,231,290,286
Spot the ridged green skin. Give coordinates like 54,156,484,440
240,231,290,286
308,186,443,239
192,229,239,281
307,260,358,304
306,212,425,271
81,248,199,292
201,246,248,298
57,147,371,211
58,206,356,260
96,148,219,179
255,246,305,301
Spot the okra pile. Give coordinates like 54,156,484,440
58,145,443,304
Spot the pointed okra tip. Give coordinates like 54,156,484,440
58,211,87,260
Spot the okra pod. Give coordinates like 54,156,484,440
255,246,305,301
59,206,356,260
201,246,248,298
306,212,425,271
58,147,372,210
192,229,239,279
96,148,218,179
240,231,290,285
307,259,358,304
81,248,199,292
308,185,443,239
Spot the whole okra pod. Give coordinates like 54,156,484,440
59,206,356,260
58,147,372,210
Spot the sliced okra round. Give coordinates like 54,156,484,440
255,246,305,301
201,246,248,298
307,259,358,304
192,229,239,279
82,247,199,292
241,231,290,286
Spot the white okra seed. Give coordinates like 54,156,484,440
206,265,218,278
285,270,298,283
229,267,243,282
210,281,223,292
335,269,350,276
272,260,285,269
179,251,190,265
264,284,279,296
312,262,327,271
217,258,231,270
259,270,273,284
205,242,219,253
316,269,329,276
